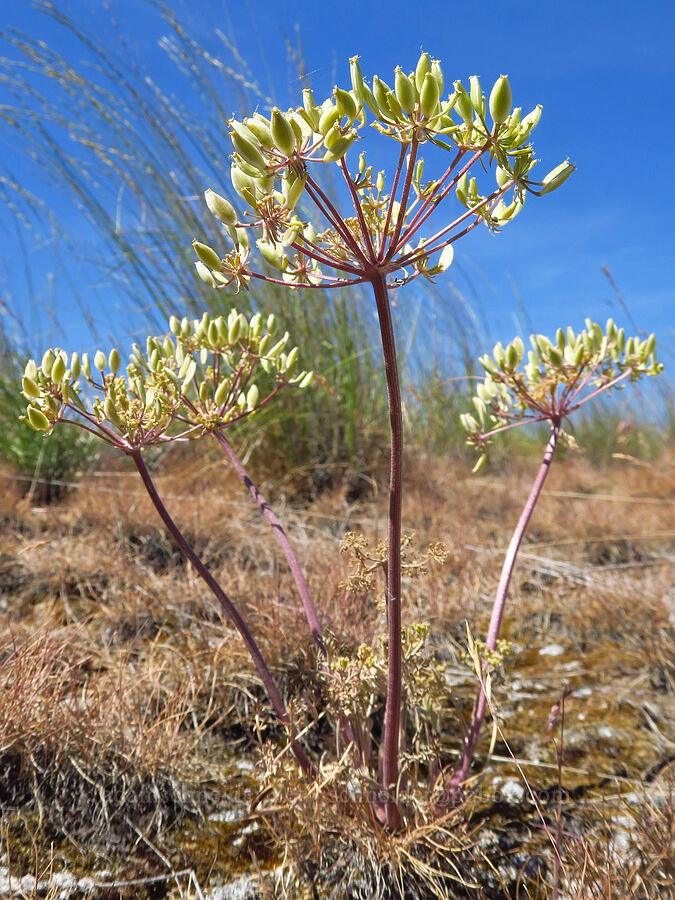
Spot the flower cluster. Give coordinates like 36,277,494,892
461,319,662,470
192,52,574,292
22,309,313,450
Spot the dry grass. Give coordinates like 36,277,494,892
0,442,673,896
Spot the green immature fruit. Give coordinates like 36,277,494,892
469,75,483,114
318,104,341,136
244,116,274,148
420,72,440,119
22,376,40,399
214,379,230,407
415,51,431,91
28,406,50,431
334,87,357,123
51,354,67,383
489,75,512,124
454,81,473,123
431,59,444,94
41,349,55,379
372,76,392,115
246,384,259,410
109,348,121,375
204,189,237,225
94,350,107,373
350,56,365,104
193,241,222,270
230,130,268,171
539,160,575,195
271,108,297,157
195,261,217,288
395,66,416,115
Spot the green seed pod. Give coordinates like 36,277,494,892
645,333,656,357
285,346,298,373
271,108,297,157
81,353,91,379
349,56,365,104
322,132,357,162
246,383,259,410
28,405,50,431
395,66,416,115
479,354,498,375
361,81,382,118
496,166,510,188
298,370,314,389
208,320,219,346
385,89,404,121
513,336,524,361
94,350,107,373
204,189,237,226
193,241,222,270
230,165,257,205
323,122,344,151
108,348,121,375
169,315,181,336
302,88,320,126
420,72,440,119
372,76,393,116
505,343,518,370
334,87,357,123
567,326,577,345
453,81,473,124
41,349,55,379
266,313,276,333
548,346,563,366
489,74,512,124
431,59,444,95
181,357,197,391
456,173,469,206
214,379,230,407
556,327,565,349
472,454,487,474
70,353,81,381
318,104,341,136
539,160,575,195
469,75,483,114
228,314,241,345
244,116,274,148
437,244,454,271
51,354,67,383
415,51,431,92
195,261,217,288
230,130,268,171
22,375,40,399
257,239,284,271
493,342,506,368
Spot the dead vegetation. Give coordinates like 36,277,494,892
0,443,673,897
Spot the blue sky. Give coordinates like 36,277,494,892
0,0,673,366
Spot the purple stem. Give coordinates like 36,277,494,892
446,423,560,797
130,448,315,777
370,270,404,830
214,430,326,656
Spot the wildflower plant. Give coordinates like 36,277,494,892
21,309,318,775
193,51,573,828
448,320,662,796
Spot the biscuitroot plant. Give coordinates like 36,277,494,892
449,320,662,797
192,51,573,828
21,309,319,775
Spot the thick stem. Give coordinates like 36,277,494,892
130,448,315,777
446,424,560,798
214,431,325,656
370,271,403,830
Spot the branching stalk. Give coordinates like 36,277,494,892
130,447,315,777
